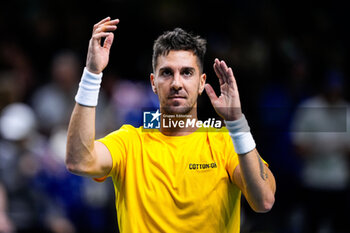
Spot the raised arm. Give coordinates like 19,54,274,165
205,59,276,212
66,17,119,177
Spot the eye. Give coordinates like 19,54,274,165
161,69,173,77
182,69,194,77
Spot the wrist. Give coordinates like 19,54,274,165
86,65,102,75
225,114,256,155
75,67,103,107
224,109,243,121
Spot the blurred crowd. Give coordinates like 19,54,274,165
0,0,349,233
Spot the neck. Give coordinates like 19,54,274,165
159,107,198,136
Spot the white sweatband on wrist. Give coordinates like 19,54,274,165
75,67,103,107
225,114,256,155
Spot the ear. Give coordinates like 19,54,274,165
199,73,206,95
150,73,157,94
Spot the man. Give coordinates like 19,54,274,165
66,17,276,233
291,70,350,233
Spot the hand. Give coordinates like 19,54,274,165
204,58,242,121
86,17,120,74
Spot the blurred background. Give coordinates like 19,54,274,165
0,0,349,232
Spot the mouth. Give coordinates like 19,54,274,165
168,96,186,100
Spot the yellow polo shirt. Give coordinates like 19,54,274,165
97,125,241,233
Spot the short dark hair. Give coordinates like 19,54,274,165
152,28,207,73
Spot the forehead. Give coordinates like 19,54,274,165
156,50,199,71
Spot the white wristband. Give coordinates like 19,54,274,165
75,67,103,107
225,114,256,155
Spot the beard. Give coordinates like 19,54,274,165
161,105,193,115
161,96,198,115
159,91,199,116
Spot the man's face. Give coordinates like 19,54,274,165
150,50,206,115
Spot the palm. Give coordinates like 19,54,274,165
89,41,112,72
204,59,242,121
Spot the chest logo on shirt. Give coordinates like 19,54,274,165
189,162,217,170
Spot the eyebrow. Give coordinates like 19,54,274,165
181,67,196,72
158,67,173,73
158,66,196,73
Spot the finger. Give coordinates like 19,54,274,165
213,61,224,86
103,33,114,50
94,19,119,34
93,17,111,32
214,59,224,79
105,19,120,26
95,25,118,34
220,61,234,85
97,17,111,25
204,83,219,104
215,59,227,83
220,60,229,72
91,32,112,46
220,60,230,78
227,67,237,87
213,58,222,78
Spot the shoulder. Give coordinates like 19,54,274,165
108,124,140,135
98,124,143,143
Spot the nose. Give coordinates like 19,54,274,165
171,72,182,91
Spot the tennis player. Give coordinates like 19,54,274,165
66,17,276,233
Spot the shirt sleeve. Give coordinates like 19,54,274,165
93,125,134,182
222,129,240,180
